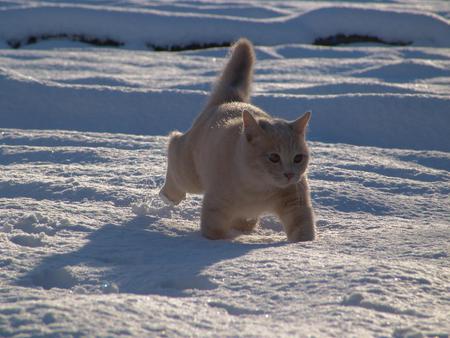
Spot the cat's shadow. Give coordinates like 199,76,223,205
17,215,283,296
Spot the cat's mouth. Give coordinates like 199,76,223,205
274,177,299,188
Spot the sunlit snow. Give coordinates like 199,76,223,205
0,1,449,337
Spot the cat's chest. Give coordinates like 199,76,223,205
233,192,278,217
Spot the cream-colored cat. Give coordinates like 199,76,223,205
160,38,315,242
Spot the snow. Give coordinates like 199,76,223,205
1,0,450,337
1,1,450,48
1,45,449,151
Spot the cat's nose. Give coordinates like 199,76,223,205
284,172,295,180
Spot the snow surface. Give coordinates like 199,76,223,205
1,0,450,337
2,1,450,48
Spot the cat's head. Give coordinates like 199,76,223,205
241,110,311,188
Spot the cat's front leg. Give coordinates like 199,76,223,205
200,194,232,240
276,187,315,242
281,204,315,242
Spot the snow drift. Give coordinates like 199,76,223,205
1,4,450,49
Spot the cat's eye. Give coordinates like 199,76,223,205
268,153,280,163
294,154,304,163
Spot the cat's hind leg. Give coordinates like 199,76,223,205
159,177,185,205
160,132,187,205
200,194,232,240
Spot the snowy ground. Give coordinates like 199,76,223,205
1,1,450,337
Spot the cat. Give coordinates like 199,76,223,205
160,38,315,242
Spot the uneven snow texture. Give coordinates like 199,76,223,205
0,129,449,337
0,0,450,337
1,2,450,151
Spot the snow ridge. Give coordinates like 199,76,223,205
1,46,449,151
1,5,450,48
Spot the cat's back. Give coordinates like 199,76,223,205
188,101,268,150
199,101,269,133
185,102,267,184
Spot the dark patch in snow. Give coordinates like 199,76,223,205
416,251,448,260
0,258,13,267
42,312,57,324
59,76,140,88
32,267,77,289
147,41,231,52
159,275,216,291
7,34,123,49
10,234,45,247
314,34,411,47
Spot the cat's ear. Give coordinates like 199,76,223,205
242,110,262,143
292,111,311,135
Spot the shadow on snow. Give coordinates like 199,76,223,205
17,215,282,296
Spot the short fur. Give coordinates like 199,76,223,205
160,38,315,242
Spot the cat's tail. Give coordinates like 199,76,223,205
206,38,255,108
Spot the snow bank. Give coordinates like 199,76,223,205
1,4,450,48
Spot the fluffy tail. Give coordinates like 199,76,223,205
206,38,255,108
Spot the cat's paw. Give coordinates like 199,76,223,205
158,190,175,206
286,226,316,242
159,186,185,206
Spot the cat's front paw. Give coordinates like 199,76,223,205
286,224,316,242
